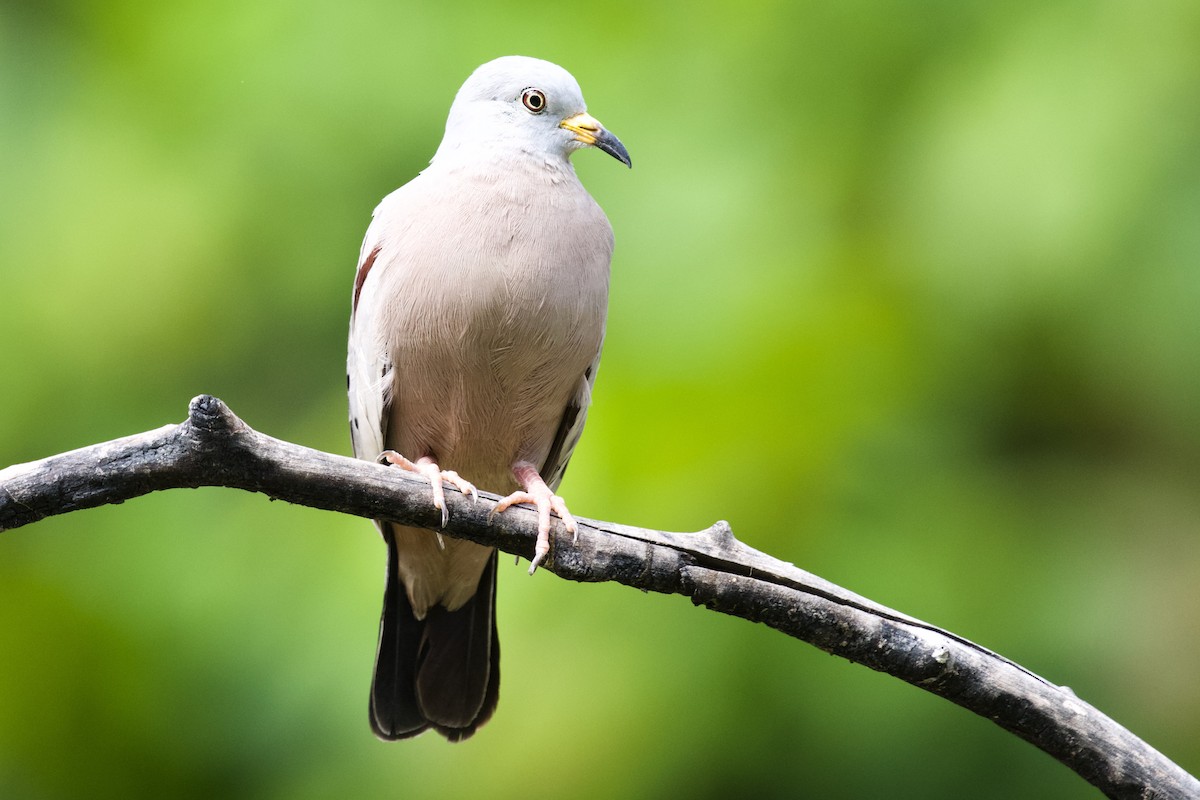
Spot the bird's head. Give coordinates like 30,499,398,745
435,55,631,169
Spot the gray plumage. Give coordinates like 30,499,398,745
347,55,629,741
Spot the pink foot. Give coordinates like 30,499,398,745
487,461,577,574
378,451,477,528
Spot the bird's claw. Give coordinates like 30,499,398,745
488,488,577,575
378,450,477,531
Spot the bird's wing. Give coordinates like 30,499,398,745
348,232,391,463
541,347,602,492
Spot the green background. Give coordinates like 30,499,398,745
2,1,1199,797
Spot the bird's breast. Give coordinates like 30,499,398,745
376,169,611,489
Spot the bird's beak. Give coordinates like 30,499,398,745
560,112,632,168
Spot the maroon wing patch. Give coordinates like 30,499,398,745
353,245,383,314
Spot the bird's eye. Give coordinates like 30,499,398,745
521,88,547,113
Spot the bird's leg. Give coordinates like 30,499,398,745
488,460,578,574
378,451,478,532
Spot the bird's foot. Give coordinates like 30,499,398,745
378,451,477,531
488,462,577,574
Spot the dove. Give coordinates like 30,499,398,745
347,55,630,741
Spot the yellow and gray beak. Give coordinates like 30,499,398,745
560,112,632,168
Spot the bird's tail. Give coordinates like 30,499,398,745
369,528,499,741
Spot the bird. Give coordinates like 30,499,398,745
347,55,630,742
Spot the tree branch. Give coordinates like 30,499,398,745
0,395,1194,799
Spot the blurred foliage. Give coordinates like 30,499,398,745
2,0,1199,797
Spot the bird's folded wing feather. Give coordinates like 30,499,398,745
348,236,391,463
541,348,601,491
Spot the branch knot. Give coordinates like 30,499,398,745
187,394,247,439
